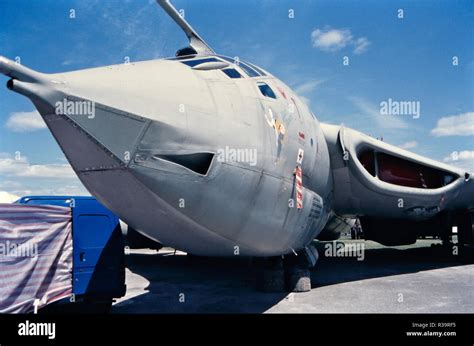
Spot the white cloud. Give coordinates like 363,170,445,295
443,150,474,162
0,155,87,198
443,150,474,172
399,141,418,149
349,96,409,130
311,28,353,52
0,153,76,179
353,37,371,54
431,112,474,137
19,165,76,178
18,185,89,196
294,79,326,95
5,110,46,132
0,191,20,203
0,185,89,200
311,28,370,54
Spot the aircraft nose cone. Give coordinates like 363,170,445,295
54,96,150,164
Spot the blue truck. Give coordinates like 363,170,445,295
16,196,126,313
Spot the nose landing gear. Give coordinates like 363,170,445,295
256,245,318,293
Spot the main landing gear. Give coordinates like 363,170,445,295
438,210,474,263
455,210,474,263
256,245,318,293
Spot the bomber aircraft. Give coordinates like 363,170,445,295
0,0,472,291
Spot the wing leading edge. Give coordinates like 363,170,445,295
321,123,473,220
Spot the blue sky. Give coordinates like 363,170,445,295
0,0,473,201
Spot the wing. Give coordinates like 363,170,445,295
321,123,473,246
321,123,473,220
156,0,214,55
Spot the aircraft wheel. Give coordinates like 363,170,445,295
285,267,311,292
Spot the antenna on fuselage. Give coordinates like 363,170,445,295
156,0,215,56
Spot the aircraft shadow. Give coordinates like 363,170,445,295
311,240,466,288
112,240,467,313
112,251,288,313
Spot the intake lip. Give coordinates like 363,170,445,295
0,55,46,83
5,78,36,98
153,152,215,176
6,78,14,90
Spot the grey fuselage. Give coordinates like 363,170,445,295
2,55,333,257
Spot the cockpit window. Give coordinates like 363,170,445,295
218,56,236,64
179,55,266,78
246,62,267,76
222,68,242,79
181,57,220,67
238,62,260,78
258,82,276,99
217,55,263,78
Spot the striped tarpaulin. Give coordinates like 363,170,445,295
0,203,73,313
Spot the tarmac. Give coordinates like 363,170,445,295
112,237,474,313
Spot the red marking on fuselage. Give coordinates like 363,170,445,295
277,87,287,100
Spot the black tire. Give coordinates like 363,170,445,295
286,267,311,292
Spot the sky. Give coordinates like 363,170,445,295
0,0,473,202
